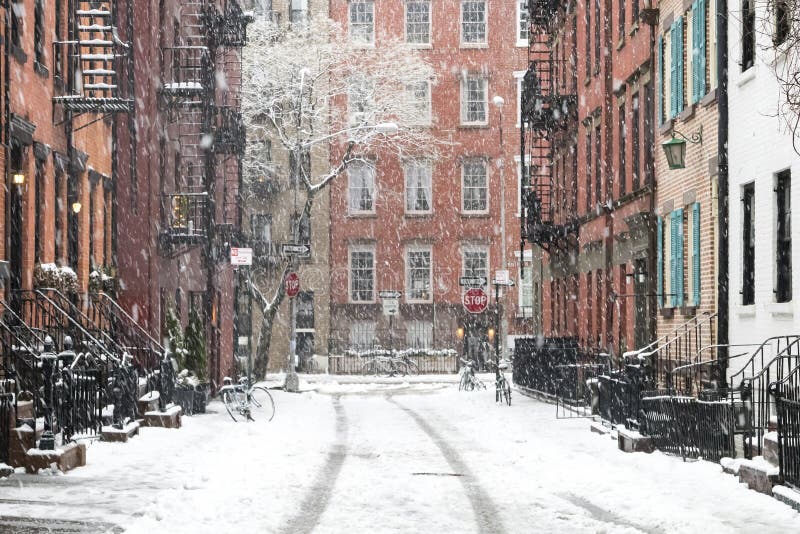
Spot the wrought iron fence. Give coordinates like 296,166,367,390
55,369,102,442
0,393,12,464
640,393,736,462
776,396,800,488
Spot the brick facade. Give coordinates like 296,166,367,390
327,0,529,358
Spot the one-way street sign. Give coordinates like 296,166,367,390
281,243,311,257
459,276,487,287
378,290,402,299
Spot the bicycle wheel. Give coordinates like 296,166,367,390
405,360,419,375
248,386,275,422
459,371,469,391
221,389,240,422
360,359,378,376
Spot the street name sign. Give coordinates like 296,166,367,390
463,287,489,314
281,243,311,257
285,272,300,297
378,290,402,299
459,276,487,287
230,247,253,266
382,297,399,316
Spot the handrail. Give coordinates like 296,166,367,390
37,288,127,358
0,300,48,349
740,337,800,383
637,312,717,359
14,290,119,365
729,335,800,383
92,292,164,352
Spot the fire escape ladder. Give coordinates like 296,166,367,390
54,0,132,113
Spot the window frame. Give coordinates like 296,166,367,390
406,80,432,126
460,0,487,47
776,170,792,303
461,158,489,214
742,182,756,305
406,245,433,303
349,245,376,303
347,160,376,215
741,0,755,72
349,0,375,46
460,74,488,126
405,0,432,47
404,159,433,215
461,245,489,282
516,1,529,47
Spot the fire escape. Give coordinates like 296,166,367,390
158,0,249,257
53,0,133,114
520,0,577,254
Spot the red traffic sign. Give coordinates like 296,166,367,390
285,272,300,298
463,287,489,314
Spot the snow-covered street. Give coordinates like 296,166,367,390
1,379,799,533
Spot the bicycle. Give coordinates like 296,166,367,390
387,353,419,376
458,358,486,391
219,376,275,422
489,360,512,406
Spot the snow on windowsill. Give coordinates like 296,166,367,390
765,302,793,317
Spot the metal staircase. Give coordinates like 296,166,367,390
520,1,577,253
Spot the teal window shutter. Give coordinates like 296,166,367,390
670,24,677,117
657,216,664,308
692,202,701,305
658,35,664,124
691,2,700,103
670,212,678,307
676,207,685,307
698,0,707,98
676,17,684,114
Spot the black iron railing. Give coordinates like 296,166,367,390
160,46,211,96
775,396,800,488
54,368,102,441
0,393,12,464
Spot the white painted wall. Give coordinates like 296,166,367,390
727,4,800,379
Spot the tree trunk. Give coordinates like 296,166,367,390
253,312,275,379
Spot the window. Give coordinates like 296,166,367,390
519,262,533,311
619,103,626,196
594,0,601,73
742,183,755,305
348,161,375,214
35,158,45,263
619,0,626,41
777,170,792,302
462,247,488,280
290,0,308,23
594,125,602,204
406,321,433,348
775,0,790,46
742,0,755,71
55,172,65,263
517,1,529,45
670,16,686,117
296,291,315,330
461,1,486,45
291,211,311,245
669,208,685,307
461,75,487,125
585,129,592,209
34,0,44,64
406,81,432,125
10,2,22,49
585,1,591,77
349,0,374,45
348,75,374,123
405,160,432,213
657,35,665,124
632,93,640,190
405,1,431,45
406,246,432,301
689,203,701,306
349,247,375,302
462,159,488,213
251,214,271,244
350,321,376,350
55,0,64,81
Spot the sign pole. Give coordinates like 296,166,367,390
284,268,301,392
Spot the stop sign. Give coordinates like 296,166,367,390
285,272,300,298
463,287,489,314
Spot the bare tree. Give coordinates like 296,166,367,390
241,16,439,378
756,0,800,150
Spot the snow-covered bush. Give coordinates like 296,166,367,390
343,348,457,358
88,265,117,293
34,263,79,294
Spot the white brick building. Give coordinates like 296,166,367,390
727,1,800,377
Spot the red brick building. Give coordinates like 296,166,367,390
328,0,531,359
2,0,115,301
114,0,248,384
521,1,658,358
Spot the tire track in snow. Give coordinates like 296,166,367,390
279,395,348,534
388,397,507,534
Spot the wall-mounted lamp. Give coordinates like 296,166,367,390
71,201,82,214
487,327,495,342
625,265,648,284
662,125,703,170
456,327,465,340
12,173,25,185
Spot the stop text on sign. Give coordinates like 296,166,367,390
463,288,489,314
285,272,300,298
